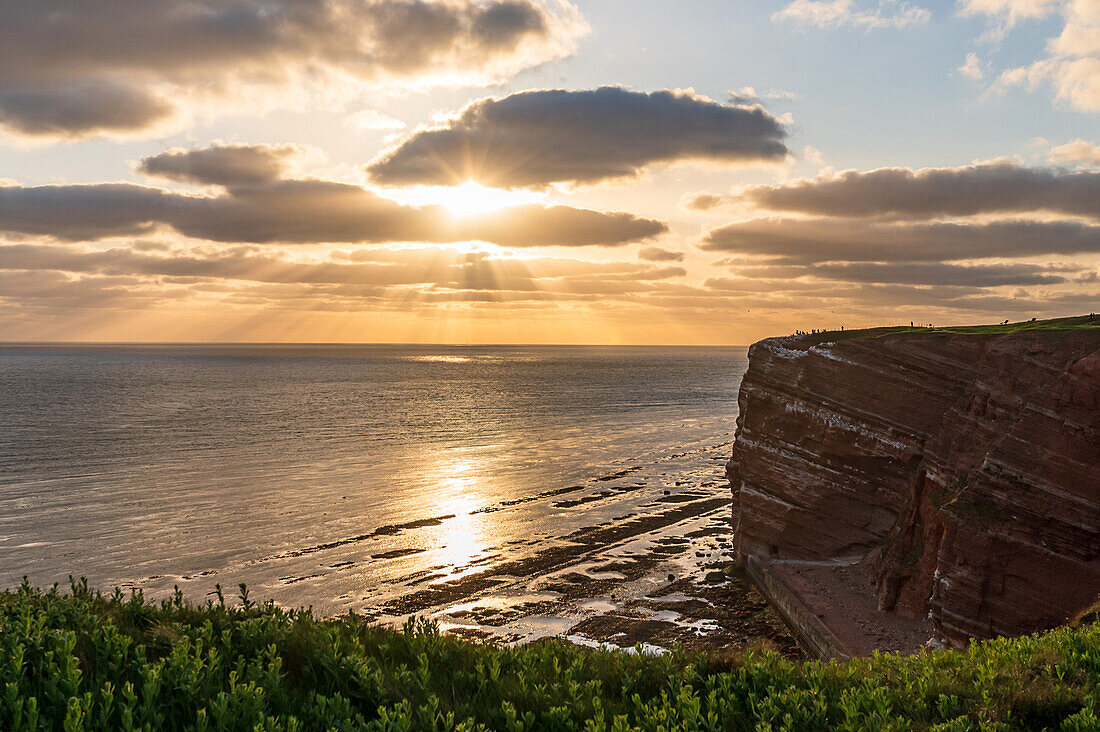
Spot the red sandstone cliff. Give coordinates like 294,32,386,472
728,319,1100,648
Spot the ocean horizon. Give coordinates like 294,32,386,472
0,343,776,646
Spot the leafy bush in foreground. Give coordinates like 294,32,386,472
2,580,1099,731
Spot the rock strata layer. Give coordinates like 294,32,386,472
728,326,1100,647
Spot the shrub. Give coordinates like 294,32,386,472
2,579,1098,730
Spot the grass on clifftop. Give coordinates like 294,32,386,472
4,580,1100,731
795,314,1100,347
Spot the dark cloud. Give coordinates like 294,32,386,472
0,184,169,241
473,1,549,46
700,218,1100,263
367,87,789,188
681,192,727,211
740,161,1100,220
732,262,1076,287
453,205,665,247
139,144,301,187
703,277,836,294
168,181,453,244
0,81,174,137
692,159,1100,313
638,246,685,262
0,179,664,247
0,244,414,286
0,0,583,139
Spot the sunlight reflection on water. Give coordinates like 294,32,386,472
431,460,492,572
0,344,748,606
407,355,473,363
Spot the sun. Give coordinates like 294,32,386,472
438,181,541,217
383,181,547,217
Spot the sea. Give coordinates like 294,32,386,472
0,344,755,643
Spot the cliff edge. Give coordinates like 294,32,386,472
728,316,1100,649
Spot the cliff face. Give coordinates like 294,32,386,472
728,324,1100,647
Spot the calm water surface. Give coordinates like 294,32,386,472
0,344,747,613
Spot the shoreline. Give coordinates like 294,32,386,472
6,437,803,659
283,437,801,657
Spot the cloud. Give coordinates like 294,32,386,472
3,238,1092,335
0,81,176,138
366,87,789,188
0,179,665,248
738,161,1100,219
1048,0,1100,57
0,243,670,287
957,0,1060,25
958,52,986,79
681,192,729,211
0,269,171,311
1050,139,1100,164
0,242,691,316
138,144,304,187
700,217,1100,263
638,246,685,262
696,155,1100,317
0,0,586,140
772,0,931,30
449,205,666,247
975,0,1100,112
728,87,797,105
729,261,1075,286
0,184,169,241
996,56,1100,112
802,145,828,166
703,277,1098,314
1,143,666,247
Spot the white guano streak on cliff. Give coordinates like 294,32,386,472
810,343,862,367
741,483,801,511
779,399,914,451
758,337,808,360
736,435,849,481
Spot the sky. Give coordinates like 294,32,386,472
0,0,1097,344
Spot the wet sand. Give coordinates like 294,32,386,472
114,439,802,658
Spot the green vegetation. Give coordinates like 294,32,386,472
927,315,1100,337
796,314,1100,347
900,541,925,568
929,476,968,510
4,581,1100,730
